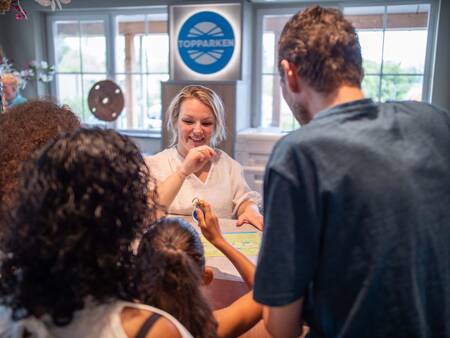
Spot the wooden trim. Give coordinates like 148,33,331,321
263,12,428,33
118,21,167,35
55,20,167,36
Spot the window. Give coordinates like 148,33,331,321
345,4,430,102
49,9,168,132
260,14,299,131
255,2,435,131
115,14,169,131
53,18,108,124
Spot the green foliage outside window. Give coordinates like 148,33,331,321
362,60,423,101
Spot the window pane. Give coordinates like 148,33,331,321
144,73,169,129
55,21,81,72
115,73,168,130
116,74,143,129
362,75,381,101
261,74,274,128
357,30,383,74
262,32,275,74
115,34,125,74
262,14,291,74
280,90,299,131
383,30,428,74
116,14,168,74
262,74,298,131
80,21,106,73
384,5,429,75
114,13,168,131
381,75,423,101
260,14,293,129
143,34,169,73
57,74,84,119
116,15,145,73
57,74,108,125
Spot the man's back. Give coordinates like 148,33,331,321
255,99,450,337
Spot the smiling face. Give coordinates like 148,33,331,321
176,98,215,156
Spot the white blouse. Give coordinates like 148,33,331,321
145,148,261,219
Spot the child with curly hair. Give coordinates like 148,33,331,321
0,128,192,338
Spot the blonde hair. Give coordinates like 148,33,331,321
2,73,19,87
166,85,226,147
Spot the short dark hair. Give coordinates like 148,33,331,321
0,128,159,325
278,5,363,93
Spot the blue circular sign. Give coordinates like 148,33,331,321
178,11,235,74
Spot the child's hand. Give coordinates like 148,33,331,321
196,199,224,245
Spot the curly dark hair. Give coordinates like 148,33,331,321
136,218,218,338
0,100,80,213
278,5,363,93
0,128,160,325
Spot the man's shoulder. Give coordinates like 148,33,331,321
381,100,448,115
380,100,450,129
271,126,324,158
266,130,311,184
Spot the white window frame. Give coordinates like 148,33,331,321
47,6,168,136
252,0,439,130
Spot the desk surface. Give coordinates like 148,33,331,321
173,216,261,281
170,216,270,338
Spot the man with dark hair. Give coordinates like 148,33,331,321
254,5,450,338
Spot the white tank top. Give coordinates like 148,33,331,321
0,300,193,338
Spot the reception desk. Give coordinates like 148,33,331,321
176,216,270,338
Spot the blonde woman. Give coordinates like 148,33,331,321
1,73,27,108
145,85,263,230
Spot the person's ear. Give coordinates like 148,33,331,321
202,266,214,285
280,59,300,93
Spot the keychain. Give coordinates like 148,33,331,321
191,197,200,224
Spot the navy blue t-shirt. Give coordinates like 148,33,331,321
254,99,450,337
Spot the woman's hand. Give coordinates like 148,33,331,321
196,199,224,246
180,145,216,176
236,203,264,231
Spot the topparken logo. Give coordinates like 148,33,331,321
178,11,235,74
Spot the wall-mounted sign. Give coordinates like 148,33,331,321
170,3,241,81
178,11,235,74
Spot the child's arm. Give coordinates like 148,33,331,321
196,200,262,338
195,200,255,288
214,292,262,338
